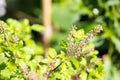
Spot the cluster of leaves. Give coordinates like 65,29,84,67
0,19,104,80
0,19,44,80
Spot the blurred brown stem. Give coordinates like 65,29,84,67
42,0,52,58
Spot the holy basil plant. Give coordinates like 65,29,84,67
0,19,105,80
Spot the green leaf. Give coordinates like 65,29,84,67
31,24,45,32
80,71,87,80
0,68,11,78
48,48,57,59
57,50,65,59
59,40,67,48
74,29,85,40
71,58,79,70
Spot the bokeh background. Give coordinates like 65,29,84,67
0,0,120,80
